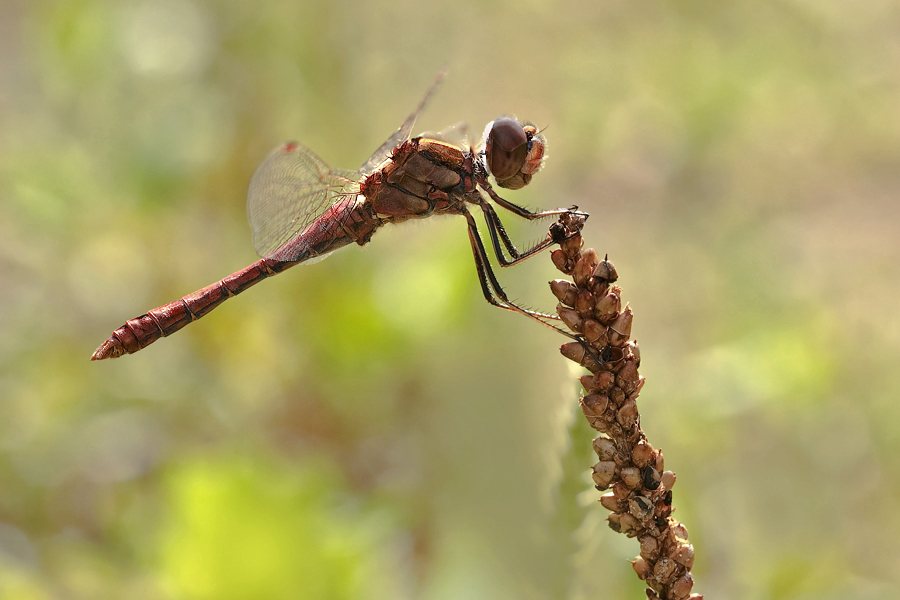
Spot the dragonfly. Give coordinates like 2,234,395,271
91,74,586,360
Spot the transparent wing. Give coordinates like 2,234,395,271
248,70,447,258
247,142,362,258
419,121,470,147
357,69,446,174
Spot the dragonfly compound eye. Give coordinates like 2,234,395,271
485,117,528,182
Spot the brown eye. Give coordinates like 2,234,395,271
485,117,528,181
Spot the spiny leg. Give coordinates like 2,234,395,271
477,200,563,267
482,182,581,220
475,183,587,265
463,210,577,338
465,210,607,362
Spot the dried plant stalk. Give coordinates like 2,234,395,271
549,214,702,600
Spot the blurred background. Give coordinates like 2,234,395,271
2,0,899,598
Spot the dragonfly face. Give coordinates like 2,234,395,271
483,118,546,190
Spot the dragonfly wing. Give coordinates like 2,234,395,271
247,142,362,258
357,69,446,174
419,121,470,147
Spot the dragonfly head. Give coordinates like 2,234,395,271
483,117,546,190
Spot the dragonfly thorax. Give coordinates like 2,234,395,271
361,137,475,222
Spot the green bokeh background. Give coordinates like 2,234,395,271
3,1,899,598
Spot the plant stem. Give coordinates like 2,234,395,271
549,214,702,600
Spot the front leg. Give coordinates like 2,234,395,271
476,196,587,267
482,180,581,221
462,209,578,338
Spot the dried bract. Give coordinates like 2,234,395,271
632,557,652,580
592,461,617,489
592,437,617,460
661,471,677,491
582,318,607,344
593,290,621,322
669,573,694,600
632,441,654,468
600,493,620,512
581,394,610,419
550,279,578,306
558,305,584,333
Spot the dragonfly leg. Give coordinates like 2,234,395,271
477,200,561,267
463,210,578,338
482,182,583,220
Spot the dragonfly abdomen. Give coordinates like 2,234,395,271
90,259,288,360
91,198,380,360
